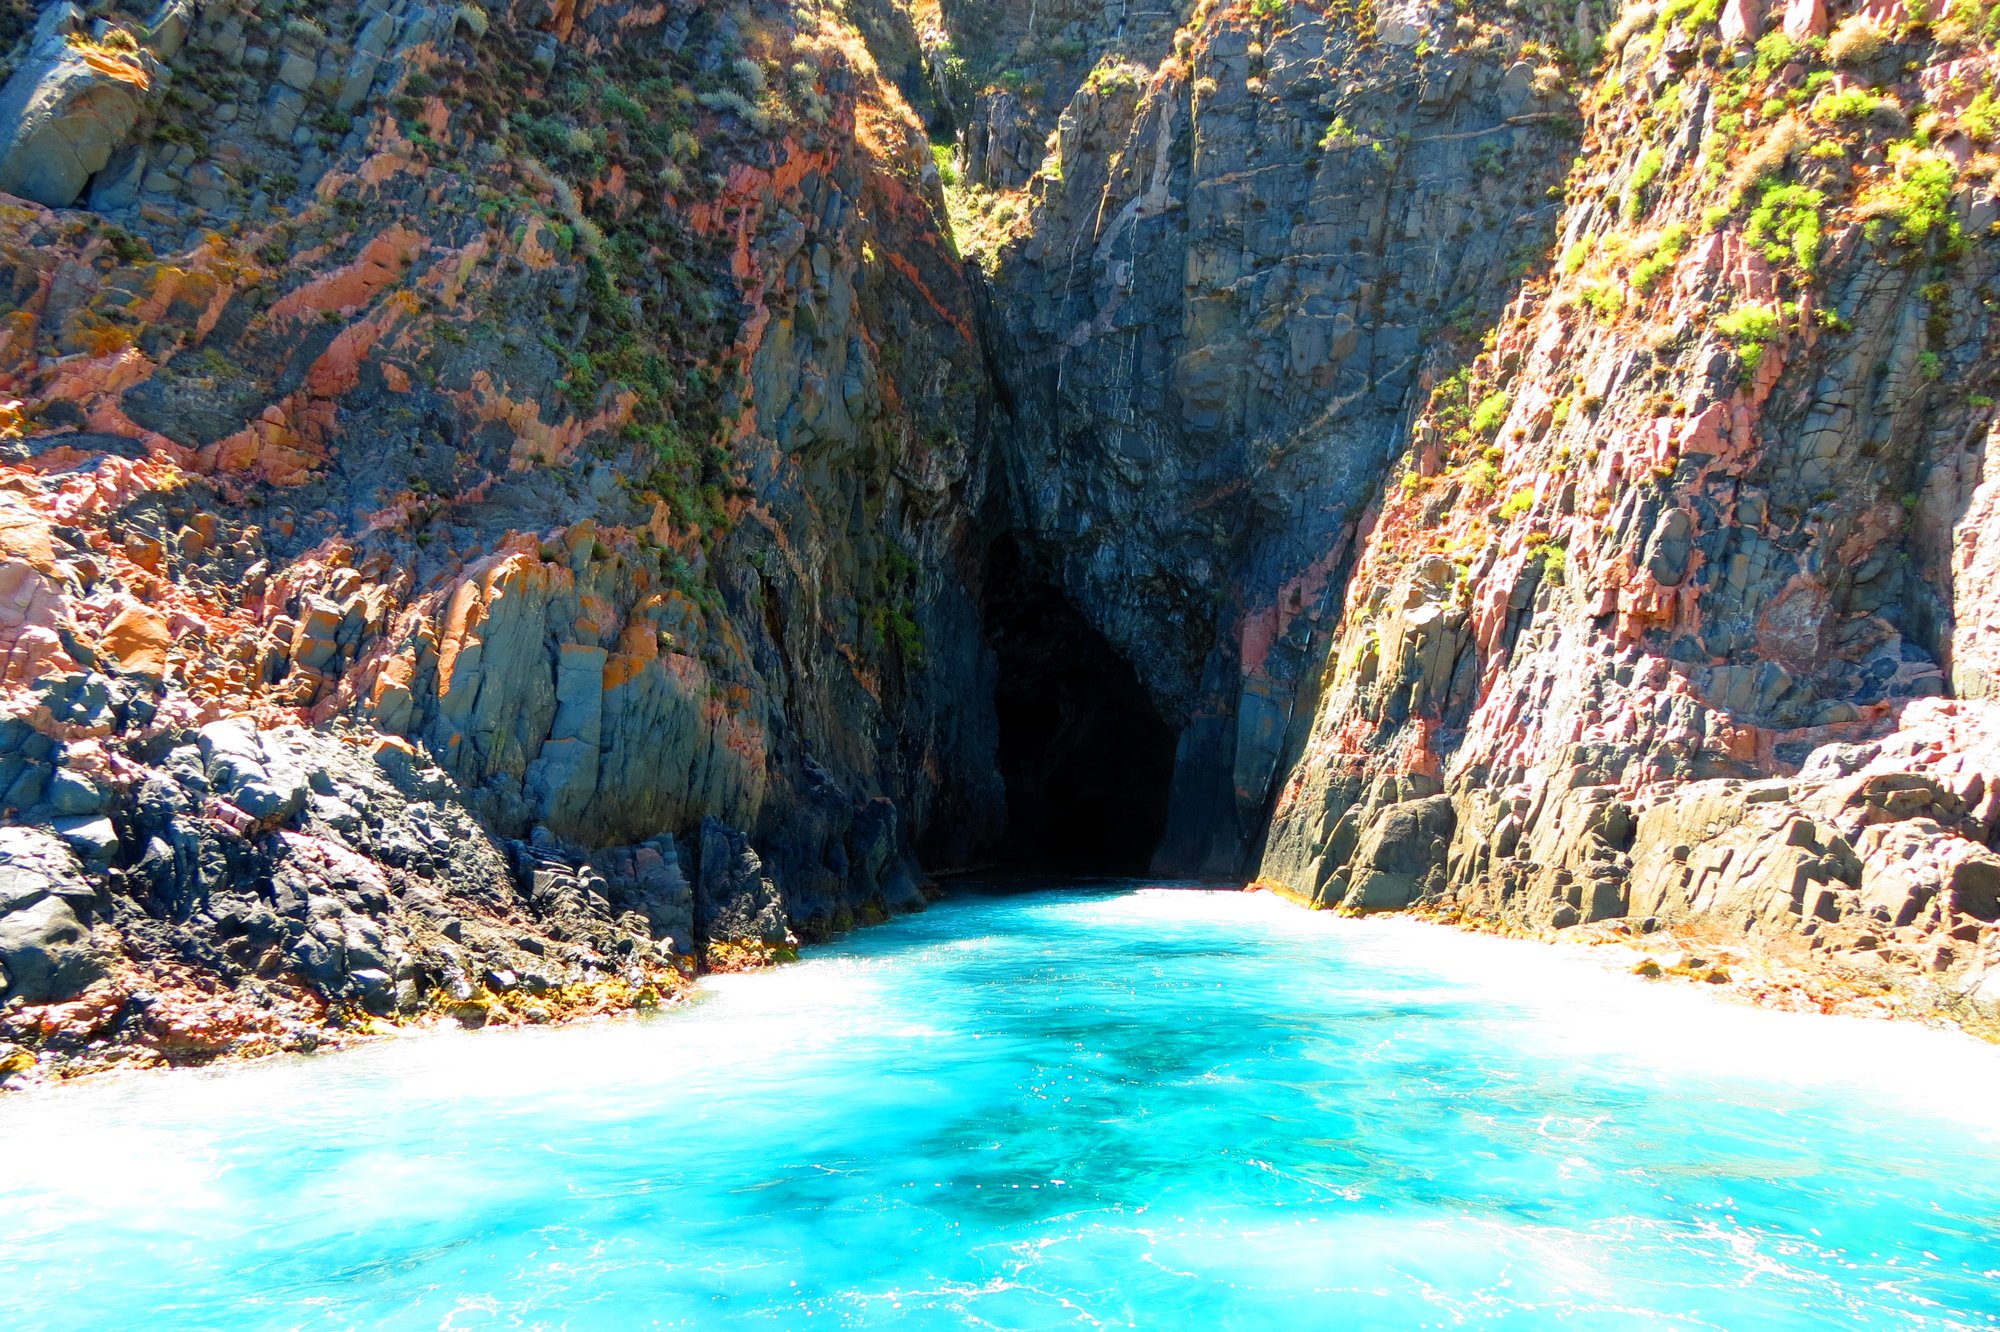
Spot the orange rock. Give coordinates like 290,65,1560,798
0,504,54,573
99,604,171,677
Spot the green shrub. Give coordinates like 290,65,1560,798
1715,302,1784,376
1630,222,1690,292
1654,0,1723,43
1965,91,2000,140
1470,390,1510,435
1085,59,1145,97
1813,87,1900,124
1579,282,1623,319
1623,147,1665,221
1860,146,1962,248
1320,116,1361,151
1751,31,1798,76
1744,182,1825,274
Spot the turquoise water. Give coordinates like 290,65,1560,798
4,886,2000,1330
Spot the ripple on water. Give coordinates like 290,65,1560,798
3,885,2000,1330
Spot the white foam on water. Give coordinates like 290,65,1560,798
3,883,1998,1331
1094,886,2000,1131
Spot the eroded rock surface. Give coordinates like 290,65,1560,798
1248,0,2000,1026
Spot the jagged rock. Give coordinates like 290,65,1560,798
591,835,695,955
98,604,170,678
696,818,793,951
1340,796,1457,913
0,0,1997,1074
197,719,308,826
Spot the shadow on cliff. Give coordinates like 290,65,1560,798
982,538,1177,874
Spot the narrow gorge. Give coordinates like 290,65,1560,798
2,0,1999,1081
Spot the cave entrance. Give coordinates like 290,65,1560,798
983,539,1178,874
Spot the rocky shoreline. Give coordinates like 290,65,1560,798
1258,882,2000,1042
11,866,1993,1094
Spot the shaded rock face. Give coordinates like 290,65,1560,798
956,0,1577,873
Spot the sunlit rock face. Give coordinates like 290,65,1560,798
4,0,2000,1076
1249,0,2000,1015
0,0,1005,1069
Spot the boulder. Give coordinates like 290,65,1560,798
591,835,695,954
196,719,308,825
0,826,103,1003
850,797,925,914
1340,795,1457,912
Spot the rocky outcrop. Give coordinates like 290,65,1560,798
7,0,2000,1081
0,4,156,207
0,826,104,1002
0,0,1003,1080
1253,0,2000,1023
924,0,2000,1027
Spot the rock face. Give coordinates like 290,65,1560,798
5,0,2000,1077
0,5,156,207
929,0,2000,1022
0,826,103,1002
957,0,1576,872
1245,0,2000,1014
0,0,1005,1075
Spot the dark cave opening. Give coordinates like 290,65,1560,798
983,539,1178,874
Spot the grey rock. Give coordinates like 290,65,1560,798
47,768,106,815
263,86,305,140
0,828,102,1003
1340,796,1458,913
696,818,793,949
50,815,118,863
0,9,154,206
591,834,695,954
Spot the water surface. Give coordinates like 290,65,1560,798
4,885,1999,1329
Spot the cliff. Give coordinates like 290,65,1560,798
2,0,1999,1079
941,0,2000,1024
0,0,1004,1073
1252,0,2000,1024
